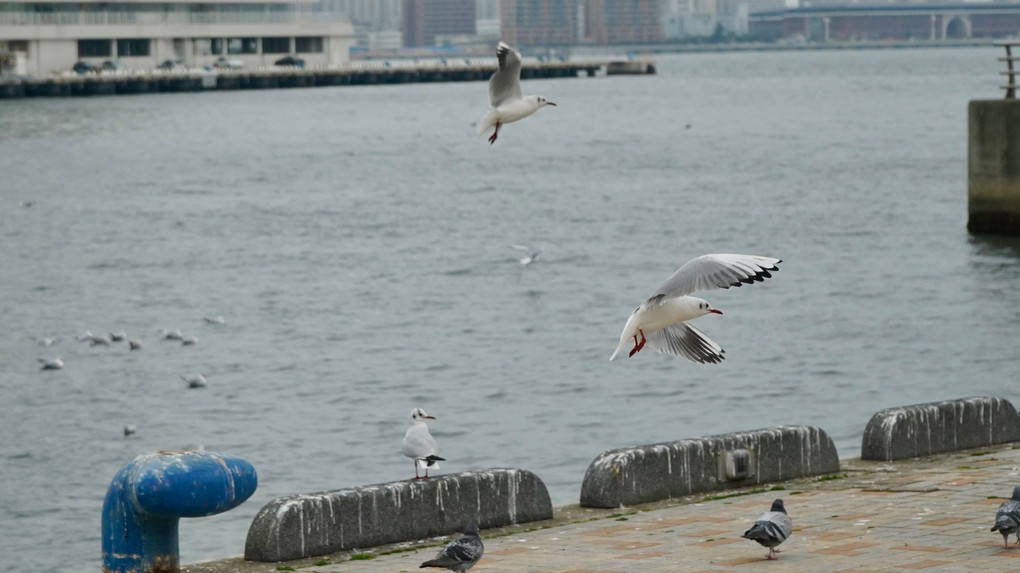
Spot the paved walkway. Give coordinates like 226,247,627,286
188,444,1020,573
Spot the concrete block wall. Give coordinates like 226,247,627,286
244,468,552,562
968,99,1020,235
861,396,1020,461
579,425,840,508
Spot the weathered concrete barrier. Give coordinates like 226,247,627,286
969,99,1020,235
861,396,1020,461
244,468,552,562
579,425,839,509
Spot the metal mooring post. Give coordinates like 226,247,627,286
101,449,258,573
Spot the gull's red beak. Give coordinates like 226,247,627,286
425,415,436,419
710,309,723,315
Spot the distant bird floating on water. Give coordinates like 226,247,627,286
182,373,206,388
203,315,225,325
610,253,781,363
181,335,198,346
161,329,183,341
128,340,142,351
38,357,64,371
510,244,542,265
478,42,556,144
402,408,444,479
109,331,126,342
123,425,137,437
420,522,484,572
34,337,57,347
992,486,1020,549
742,498,792,560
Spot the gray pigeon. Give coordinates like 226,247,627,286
742,498,792,560
992,486,1020,549
420,522,484,572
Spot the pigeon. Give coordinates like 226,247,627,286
992,486,1020,549
402,408,444,479
420,522,484,572
609,253,781,363
38,357,64,371
181,373,206,388
478,41,556,144
510,244,542,266
742,498,792,560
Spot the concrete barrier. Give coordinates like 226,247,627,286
244,468,552,562
968,99,1020,235
861,396,1020,461
579,425,839,509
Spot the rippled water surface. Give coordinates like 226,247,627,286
3,47,1020,572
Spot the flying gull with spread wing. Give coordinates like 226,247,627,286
478,42,556,144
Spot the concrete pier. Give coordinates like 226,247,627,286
968,99,1020,235
0,59,613,100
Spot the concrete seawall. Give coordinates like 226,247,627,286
579,425,840,508
968,99,1020,235
861,396,1020,461
243,468,551,562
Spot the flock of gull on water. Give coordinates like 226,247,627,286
27,41,1019,571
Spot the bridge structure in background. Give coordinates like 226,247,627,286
750,4,1020,43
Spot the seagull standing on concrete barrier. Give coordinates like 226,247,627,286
402,408,444,479
610,253,781,363
478,42,556,145
742,498,792,560
420,522,484,572
992,485,1020,548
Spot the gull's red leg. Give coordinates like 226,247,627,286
628,329,646,357
488,121,501,144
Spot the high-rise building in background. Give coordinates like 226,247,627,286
500,0,580,45
584,0,663,44
402,0,477,47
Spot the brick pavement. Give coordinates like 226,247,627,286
188,444,1020,573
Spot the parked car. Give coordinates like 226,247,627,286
72,61,97,74
273,55,305,68
157,59,186,70
101,60,129,71
213,56,243,69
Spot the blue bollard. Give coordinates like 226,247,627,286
101,449,258,573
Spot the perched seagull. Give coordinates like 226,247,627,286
182,373,207,388
128,340,142,351
478,41,556,145
742,499,793,560
510,244,542,266
38,357,64,371
609,253,781,363
203,315,225,325
992,486,1020,549
402,408,444,479
420,522,484,573
123,425,137,437
181,335,198,346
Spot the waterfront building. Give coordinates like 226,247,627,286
584,0,663,44
401,0,476,47
0,0,354,77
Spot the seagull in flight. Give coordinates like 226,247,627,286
402,408,444,479
478,42,556,144
510,244,542,265
610,254,781,363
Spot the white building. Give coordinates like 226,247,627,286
0,0,354,76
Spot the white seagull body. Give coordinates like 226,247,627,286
478,42,556,144
510,244,542,265
38,357,64,370
610,253,781,363
182,373,206,388
402,408,444,479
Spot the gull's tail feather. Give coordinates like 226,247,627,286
477,109,499,138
